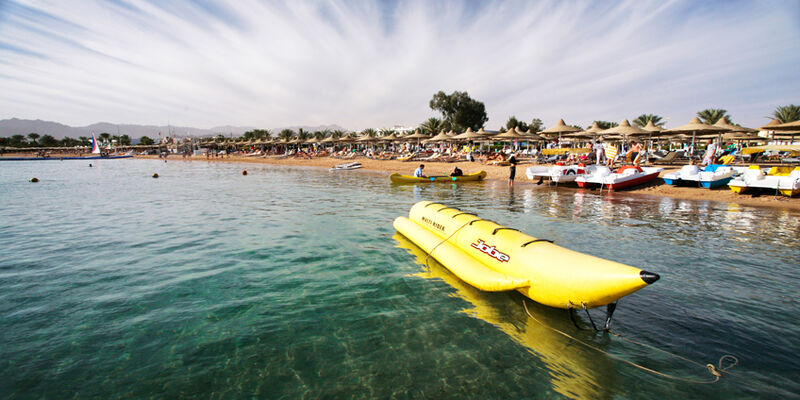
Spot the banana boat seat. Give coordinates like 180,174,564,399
394,201,659,310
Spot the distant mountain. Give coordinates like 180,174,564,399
0,118,348,139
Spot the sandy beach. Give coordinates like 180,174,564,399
130,154,800,211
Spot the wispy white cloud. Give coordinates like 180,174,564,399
0,0,798,131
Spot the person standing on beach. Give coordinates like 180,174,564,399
593,138,606,165
414,164,426,178
701,140,717,166
508,153,518,186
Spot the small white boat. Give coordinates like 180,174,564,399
663,164,745,189
728,166,800,197
330,161,362,171
525,163,596,184
576,166,663,190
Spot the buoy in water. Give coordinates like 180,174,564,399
29,177,39,182
89,163,92,167
242,170,247,175
152,173,159,178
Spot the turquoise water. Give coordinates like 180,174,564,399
1,159,799,399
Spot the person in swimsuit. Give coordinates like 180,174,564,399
508,153,518,186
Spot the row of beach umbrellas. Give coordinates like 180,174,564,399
196,117,799,147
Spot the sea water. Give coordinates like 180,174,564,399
1,159,798,399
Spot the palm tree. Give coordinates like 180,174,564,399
215,134,225,142
278,129,294,141
297,129,311,141
593,121,618,130
697,108,731,125
769,104,800,123
380,128,395,136
78,136,89,145
27,133,40,145
119,135,131,146
313,131,326,140
419,117,444,135
362,128,377,137
632,114,664,127
331,129,345,139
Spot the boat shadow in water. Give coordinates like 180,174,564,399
393,232,621,400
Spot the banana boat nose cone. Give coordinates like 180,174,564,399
640,270,660,284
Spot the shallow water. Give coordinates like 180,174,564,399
1,159,798,399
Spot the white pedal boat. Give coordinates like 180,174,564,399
525,163,595,184
576,166,663,190
728,166,800,197
662,164,745,189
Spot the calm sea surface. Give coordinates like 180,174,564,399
1,159,799,399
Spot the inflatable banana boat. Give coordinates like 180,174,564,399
389,171,486,183
393,201,659,309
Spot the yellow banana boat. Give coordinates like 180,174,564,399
389,171,486,183
393,201,659,309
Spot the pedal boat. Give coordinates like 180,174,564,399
575,166,663,190
662,164,744,188
728,166,800,197
525,163,596,184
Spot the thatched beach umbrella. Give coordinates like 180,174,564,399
541,119,581,136
425,130,452,143
600,119,649,137
452,127,488,141
665,117,728,154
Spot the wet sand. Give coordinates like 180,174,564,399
133,154,800,211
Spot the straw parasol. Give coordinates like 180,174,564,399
640,120,666,133
452,127,488,141
425,130,452,143
713,119,755,133
403,129,431,139
665,117,729,153
760,119,800,131
541,119,581,136
600,119,649,137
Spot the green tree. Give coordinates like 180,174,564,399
331,129,345,139
99,133,112,144
632,114,664,127
505,116,529,131
139,136,155,145
39,135,58,147
380,128,395,136
429,90,488,131
27,133,40,145
11,134,27,147
769,104,800,123
215,134,225,142
278,129,295,140
361,128,377,137
78,136,89,145
529,118,544,133
297,128,311,141
593,121,619,130
419,117,444,135
697,108,731,125
119,135,131,146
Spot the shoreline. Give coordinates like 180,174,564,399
131,154,800,211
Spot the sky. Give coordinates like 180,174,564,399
0,0,798,131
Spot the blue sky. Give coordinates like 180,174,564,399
0,0,798,131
